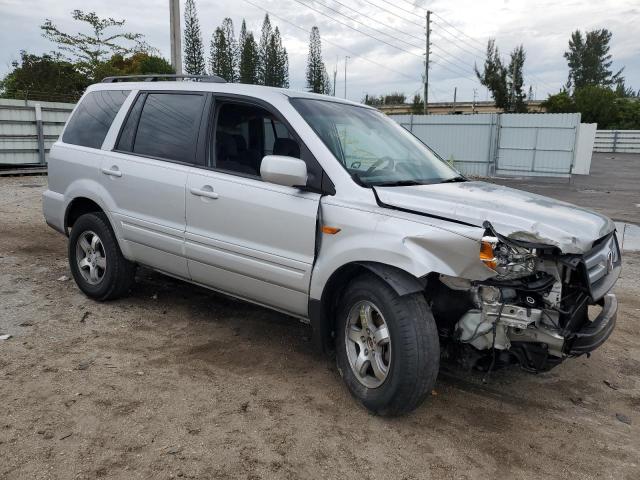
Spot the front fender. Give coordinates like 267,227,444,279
310,200,494,300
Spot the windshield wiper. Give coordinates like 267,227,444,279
439,175,467,183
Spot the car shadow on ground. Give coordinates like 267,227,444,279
127,267,575,413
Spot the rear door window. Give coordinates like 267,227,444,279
62,90,130,149
127,93,206,163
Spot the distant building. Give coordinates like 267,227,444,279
378,100,545,115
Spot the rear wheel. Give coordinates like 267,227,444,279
68,212,136,301
336,274,439,416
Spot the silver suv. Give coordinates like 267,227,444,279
43,75,621,415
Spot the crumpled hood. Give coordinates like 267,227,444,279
375,181,615,254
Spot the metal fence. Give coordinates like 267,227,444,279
0,99,602,177
594,130,640,153
393,113,586,178
0,98,74,166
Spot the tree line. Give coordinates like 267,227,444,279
183,0,331,93
365,27,638,128
0,3,333,102
543,29,639,129
0,10,174,102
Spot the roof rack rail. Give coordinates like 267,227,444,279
102,74,227,83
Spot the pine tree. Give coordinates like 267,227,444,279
476,40,528,112
221,18,238,82
238,19,258,84
564,29,623,89
475,40,508,110
322,67,332,95
272,27,289,87
209,18,237,82
507,45,527,112
306,26,326,93
258,14,272,85
183,0,206,75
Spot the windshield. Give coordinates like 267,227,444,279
290,98,462,186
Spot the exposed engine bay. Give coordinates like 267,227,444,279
427,223,621,373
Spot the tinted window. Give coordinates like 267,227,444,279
63,90,129,148
132,93,205,163
214,103,299,176
116,94,145,152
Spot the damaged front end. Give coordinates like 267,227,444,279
429,222,622,373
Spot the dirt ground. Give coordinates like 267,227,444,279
0,174,639,480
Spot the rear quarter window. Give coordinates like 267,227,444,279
62,90,130,149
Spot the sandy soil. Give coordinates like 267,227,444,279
0,175,638,479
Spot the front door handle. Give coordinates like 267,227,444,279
190,185,219,199
101,166,122,177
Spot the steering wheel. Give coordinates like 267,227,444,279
365,156,395,175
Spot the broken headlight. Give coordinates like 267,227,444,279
480,236,536,280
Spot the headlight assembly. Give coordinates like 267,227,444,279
480,236,536,280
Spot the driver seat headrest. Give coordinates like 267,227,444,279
273,138,300,159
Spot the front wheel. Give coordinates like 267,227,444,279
336,274,440,416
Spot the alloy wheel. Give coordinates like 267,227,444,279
75,230,107,285
344,300,392,388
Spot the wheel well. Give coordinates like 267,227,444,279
310,262,426,354
65,198,104,233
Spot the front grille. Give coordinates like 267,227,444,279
584,234,619,284
582,233,621,300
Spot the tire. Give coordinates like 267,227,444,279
336,273,439,416
68,212,136,301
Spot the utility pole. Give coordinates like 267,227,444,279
451,86,457,114
344,56,350,99
423,10,431,115
169,0,182,74
472,88,477,114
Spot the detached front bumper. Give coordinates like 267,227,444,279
568,294,617,355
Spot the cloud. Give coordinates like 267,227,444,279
1,0,638,102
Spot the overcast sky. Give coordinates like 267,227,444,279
1,0,638,103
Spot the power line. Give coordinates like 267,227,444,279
329,0,426,44
430,14,555,93
241,0,421,83
433,21,486,55
431,21,486,58
431,12,486,48
357,0,425,28
245,0,487,100
393,0,428,13
376,0,424,20
431,59,479,84
431,56,476,80
430,43,477,73
289,0,424,56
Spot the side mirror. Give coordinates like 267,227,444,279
260,155,308,188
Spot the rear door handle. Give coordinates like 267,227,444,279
101,166,122,177
190,186,219,199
